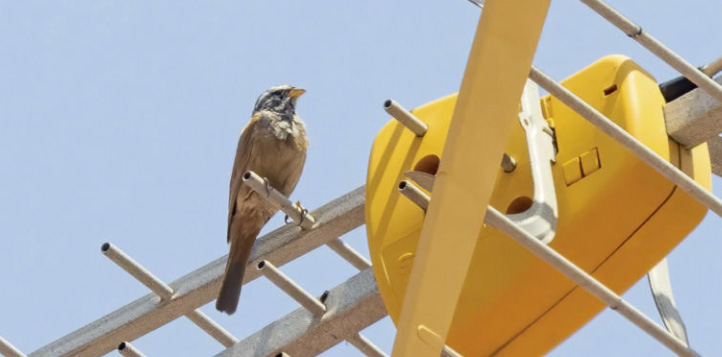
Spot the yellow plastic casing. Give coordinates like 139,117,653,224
365,55,711,356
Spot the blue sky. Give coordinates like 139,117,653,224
0,1,720,356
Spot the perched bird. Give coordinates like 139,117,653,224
216,85,308,315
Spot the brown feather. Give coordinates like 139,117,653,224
217,108,307,315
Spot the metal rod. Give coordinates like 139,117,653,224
185,310,238,347
326,239,371,271
101,242,174,300
398,180,430,211
242,171,316,229
397,182,699,356
702,55,722,77
484,207,699,357
257,260,326,315
578,0,722,104
117,342,146,357
0,335,26,357
528,66,722,218
346,333,388,357
102,243,238,348
384,99,428,137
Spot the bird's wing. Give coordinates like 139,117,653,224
227,113,262,242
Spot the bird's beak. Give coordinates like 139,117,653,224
288,88,306,99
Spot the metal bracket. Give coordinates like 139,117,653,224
647,258,690,346
506,80,559,244
403,82,558,244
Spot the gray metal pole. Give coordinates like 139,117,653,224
346,333,388,357
0,335,26,357
384,99,428,137
529,66,722,218
257,260,326,315
579,0,722,104
326,239,372,271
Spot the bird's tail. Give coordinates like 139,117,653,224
216,235,256,315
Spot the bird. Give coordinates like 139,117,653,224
216,85,308,315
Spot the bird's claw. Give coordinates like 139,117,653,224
284,201,308,226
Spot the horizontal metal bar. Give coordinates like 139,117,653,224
185,310,238,348
258,260,326,315
214,269,387,357
384,99,428,137
347,333,388,357
117,342,145,357
0,335,26,357
101,242,174,300
30,187,365,357
326,239,371,271
243,171,316,229
528,66,722,218
397,181,698,356
579,0,722,104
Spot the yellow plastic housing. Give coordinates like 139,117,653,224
365,55,711,356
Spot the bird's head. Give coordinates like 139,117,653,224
252,85,306,119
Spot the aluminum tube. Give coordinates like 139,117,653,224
529,67,722,218
102,243,238,347
579,0,722,104
384,100,428,137
398,182,699,356
117,342,146,357
702,56,722,77
186,310,239,347
101,242,174,300
326,239,371,271
0,335,26,357
242,171,316,229
257,260,326,315
346,333,388,357
398,180,430,211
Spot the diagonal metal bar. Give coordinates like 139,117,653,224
102,243,238,347
0,335,26,357
529,67,722,218
346,333,387,357
326,238,372,271
258,260,327,316
29,187,365,357
214,269,386,357
578,0,722,104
